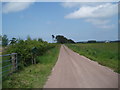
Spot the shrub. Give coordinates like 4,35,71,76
5,38,56,69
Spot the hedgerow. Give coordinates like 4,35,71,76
5,38,56,69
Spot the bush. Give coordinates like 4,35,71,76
5,38,56,69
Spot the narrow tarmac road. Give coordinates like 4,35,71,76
44,45,118,88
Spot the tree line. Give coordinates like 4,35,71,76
1,35,75,46
1,35,44,46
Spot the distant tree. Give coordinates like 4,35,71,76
56,35,75,44
52,35,55,39
10,37,17,45
56,35,66,43
87,40,96,43
52,35,55,43
2,35,9,46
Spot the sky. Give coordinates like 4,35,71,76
1,1,119,42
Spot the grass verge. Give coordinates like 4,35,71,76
2,45,60,88
66,43,119,73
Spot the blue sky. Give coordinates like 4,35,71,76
2,2,118,42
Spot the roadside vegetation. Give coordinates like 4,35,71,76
2,35,56,69
66,43,119,73
1,34,60,88
3,45,60,88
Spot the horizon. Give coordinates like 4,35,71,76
2,2,118,43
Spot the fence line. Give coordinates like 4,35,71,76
2,64,12,69
1,53,18,77
0,53,15,57
0,59,12,63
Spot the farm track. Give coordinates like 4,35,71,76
44,45,118,88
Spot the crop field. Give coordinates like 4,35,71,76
66,42,119,73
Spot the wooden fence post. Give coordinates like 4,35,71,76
11,53,15,72
11,53,17,72
15,54,18,70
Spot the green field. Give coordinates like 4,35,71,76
66,43,119,73
2,45,60,88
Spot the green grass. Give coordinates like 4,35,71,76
2,45,60,88
66,43,119,73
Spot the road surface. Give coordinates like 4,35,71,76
44,45,118,88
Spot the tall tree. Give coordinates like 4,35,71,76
2,35,9,46
52,35,55,43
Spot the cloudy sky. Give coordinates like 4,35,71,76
2,1,118,42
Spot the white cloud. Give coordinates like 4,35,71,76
65,3,117,19
2,0,35,14
63,3,118,29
